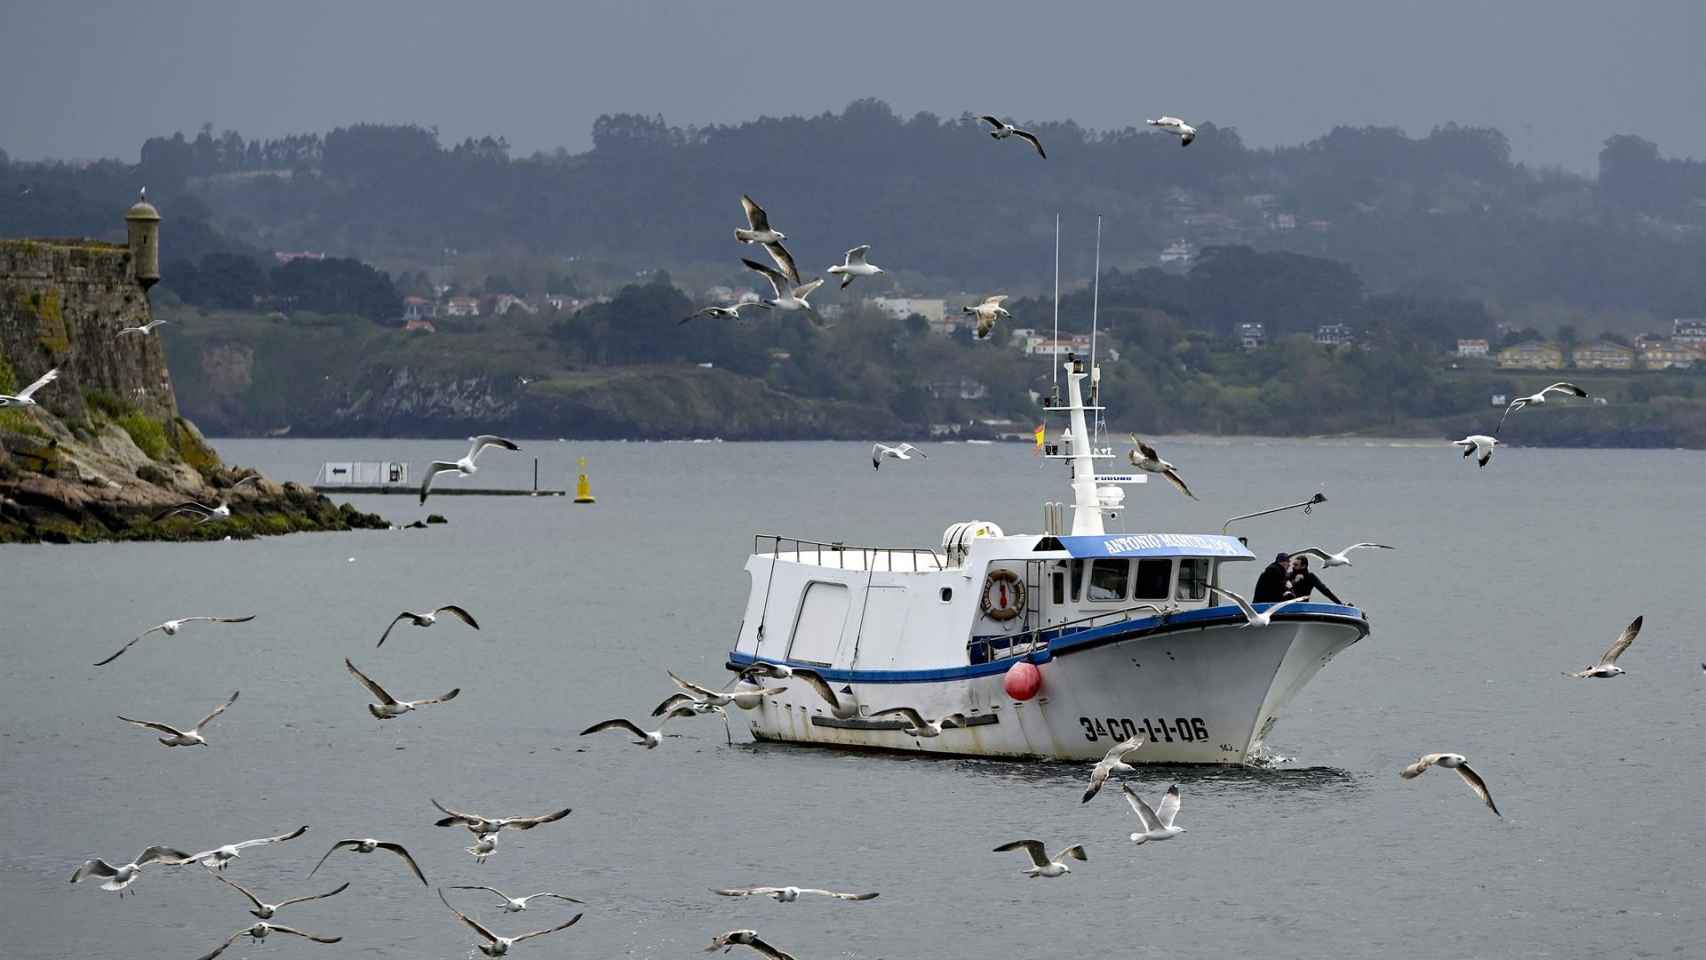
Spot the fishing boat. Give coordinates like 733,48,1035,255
723,222,1369,763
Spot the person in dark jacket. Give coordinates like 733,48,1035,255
1252,553,1291,603
1285,555,1344,605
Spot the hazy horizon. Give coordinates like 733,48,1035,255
5,1,1705,171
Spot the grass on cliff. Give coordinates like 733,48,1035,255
118,412,169,460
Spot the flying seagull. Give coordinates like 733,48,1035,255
713,885,878,902
736,662,794,681
377,604,480,647
116,318,170,337
1286,543,1395,569
1148,116,1198,146
156,476,262,524
741,258,823,314
0,367,58,407
466,834,498,863
992,839,1086,878
1127,435,1196,499
683,302,769,324
432,799,572,836
977,116,1046,158
869,706,966,738
734,195,786,246
449,886,584,913
962,295,1009,339
827,245,884,289
1123,784,1187,842
1081,733,1146,803
439,888,582,957
309,838,428,886
183,826,310,871
579,708,696,749
195,923,341,960
1453,434,1499,467
212,874,350,920
344,658,460,719
871,442,926,469
667,671,785,710
705,930,800,960
94,615,257,666
116,690,239,747
1496,382,1588,434
69,846,192,895
790,667,859,719
1564,615,1642,679
420,435,521,503
1206,585,1309,627
1399,753,1500,816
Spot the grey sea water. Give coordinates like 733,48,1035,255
1,438,1701,959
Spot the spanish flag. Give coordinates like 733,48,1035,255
1033,423,1046,454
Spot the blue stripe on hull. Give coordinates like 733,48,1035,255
728,603,1369,685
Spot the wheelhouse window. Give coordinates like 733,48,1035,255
1176,558,1211,600
1069,559,1086,602
1052,570,1066,605
1134,559,1172,600
1087,559,1130,602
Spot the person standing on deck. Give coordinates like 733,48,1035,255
1253,553,1291,603
1285,555,1344,605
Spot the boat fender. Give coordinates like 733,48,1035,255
1003,660,1042,701
980,569,1026,622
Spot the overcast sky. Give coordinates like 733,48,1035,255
4,0,1703,171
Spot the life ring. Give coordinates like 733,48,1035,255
980,569,1026,622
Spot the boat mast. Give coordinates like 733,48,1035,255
1051,213,1060,401
1063,358,1104,536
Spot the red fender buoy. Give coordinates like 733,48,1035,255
1003,660,1042,701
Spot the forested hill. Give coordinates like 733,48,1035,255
5,101,1706,323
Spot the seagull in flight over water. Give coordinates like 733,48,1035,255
116,690,239,747
438,888,583,957
1148,116,1198,146
212,873,350,919
1399,752,1500,816
195,923,341,960
0,367,58,407
1563,615,1642,679
432,799,572,836
1127,435,1196,499
448,885,584,913
790,667,860,719
1496,382,1588,434
94,614,257,666
705,929,800,960
377,604,480,647
869,706,966,738
1207,585,1308,627
978,116,1047,158
1082,733,1146,803
1286,543,1395,568
1123,784,1187,842
1453,434,1499,467
69,845,192,895
310,837,428,885
713,885,878,902
871,442,926,469
992,839,1086,878
182,825,310,871
579,707,698,749
344,658,460,719
420,435,521,504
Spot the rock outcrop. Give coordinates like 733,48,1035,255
0,234,385,543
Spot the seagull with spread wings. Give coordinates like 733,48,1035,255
827,245,884,289
439,888,583,957
1400,752,1500,816
666,671,785,710
712,885,877,902
1286,543,1394,569
1496,382,1588,434
431,799,572,836
683,301,769,324
449,885,584,913
871,442,926,470
94,615,257,666
961,295,1009,339
156,475,262,525
579,706,697,749
116,690,239,747
1081,733,1146,803
1206,585,1309,627
1127,435,1196,499
344,658,460,719
195,923,341,960
212,874,350,919
1564,615,1643,679
377,604,480,647
705,930,800,960
116,318,170,337
868,706,966,738
977,116,1047,158
69,845,192,895
1148,116,1198,146
741,257,823,314
1453,434,1499,467
992,839,1086,878
1123,784,1187,842
0,367,58,407
183,825,310,871
420,435,521,503
309,837,428,885
790,667,859,719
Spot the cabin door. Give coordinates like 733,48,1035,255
850,586,910,670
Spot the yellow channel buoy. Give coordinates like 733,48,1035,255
573,455,596,504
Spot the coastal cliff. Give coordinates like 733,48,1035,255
0,231,385,543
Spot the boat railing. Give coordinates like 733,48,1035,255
753,534,945,572
971,601,1180,664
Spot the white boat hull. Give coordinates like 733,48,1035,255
734,607,1368,764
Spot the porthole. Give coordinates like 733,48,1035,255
939,587,953,602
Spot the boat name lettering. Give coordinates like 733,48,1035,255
1080,716,1209,743
1100,534,1229,554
